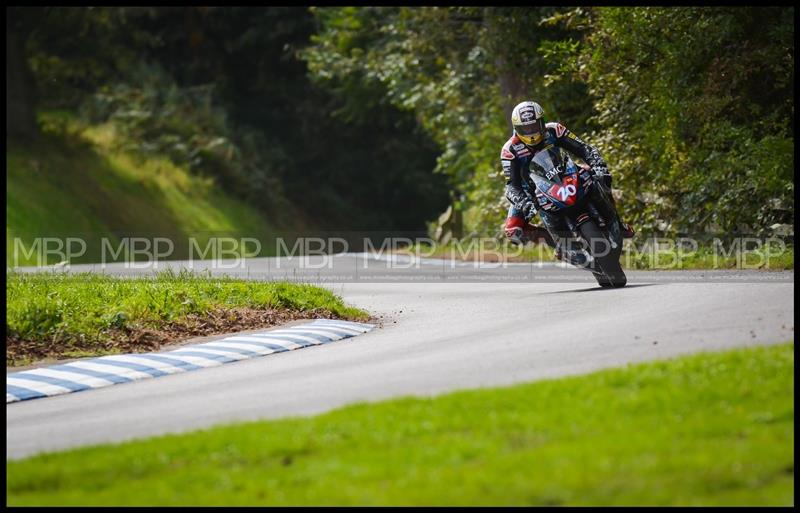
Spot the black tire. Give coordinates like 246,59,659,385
579,220,627,288
592,271,614,287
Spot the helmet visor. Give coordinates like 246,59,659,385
516,122,542,137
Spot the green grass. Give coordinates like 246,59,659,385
7,112,276,266
6,270,369,364
622,240,794,270
6,342,793,506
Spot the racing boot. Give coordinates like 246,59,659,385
553,245,596,270
621,222,635,239
505,217,554,246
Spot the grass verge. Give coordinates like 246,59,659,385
7,111,277,266
6,270,369,366
6,342,793,506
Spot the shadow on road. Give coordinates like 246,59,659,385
544,283,661,294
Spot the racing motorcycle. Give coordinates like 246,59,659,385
528,146,627,288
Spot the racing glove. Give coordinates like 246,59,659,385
591,165,612,188
520,200,538,223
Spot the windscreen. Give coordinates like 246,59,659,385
529,147,565,179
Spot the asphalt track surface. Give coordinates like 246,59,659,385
6,254,794,459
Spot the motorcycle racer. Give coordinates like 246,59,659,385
501,100,634,267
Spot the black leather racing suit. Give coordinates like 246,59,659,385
500,122,612,267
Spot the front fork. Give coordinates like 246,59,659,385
589,182,624,252
556,185,622,270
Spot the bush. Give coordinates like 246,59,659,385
573,7,794,236
80,63,293,220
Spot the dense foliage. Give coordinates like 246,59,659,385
13,6,448,232
579,7,794,236
304,7,591,235
305,7,794,237
9,6,794,236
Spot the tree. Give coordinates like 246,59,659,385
7,7,40,140
307,6,794,236
305,7,590,235
572,7,794,235
19,6,449,231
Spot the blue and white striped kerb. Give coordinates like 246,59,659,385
7,319,374,404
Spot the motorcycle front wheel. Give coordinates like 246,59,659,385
579,220,627,288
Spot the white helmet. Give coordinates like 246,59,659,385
510,101,545,146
